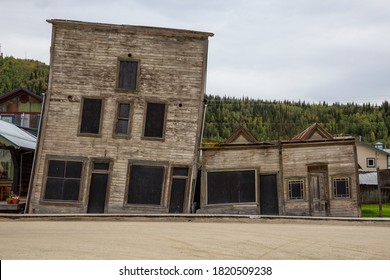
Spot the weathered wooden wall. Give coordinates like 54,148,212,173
282,142,360,217
200,146,281,214
29,20,213,214
201,140,360,217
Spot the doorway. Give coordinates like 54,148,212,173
260,174,279,215
169,167,189,213
87,161,110,213
308,167,329,216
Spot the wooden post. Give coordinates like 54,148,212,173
377,168,383,218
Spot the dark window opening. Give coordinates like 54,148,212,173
118,60,138,90
143,102,166,139
367,158,376,168
44,160,83,201
93,162,110,171
115,103,131,135
333,177,350,198
127,164,165,205
207,170,256,204
288,180,304,200
80,98,102,134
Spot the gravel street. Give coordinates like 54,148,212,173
1,216,389,259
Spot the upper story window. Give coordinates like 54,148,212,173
117,59,139,91
79,98,103,136
114,102,132,137
143,102,167,140
367,158,376,168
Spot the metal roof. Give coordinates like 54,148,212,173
359,172,377,185
0,120,37,150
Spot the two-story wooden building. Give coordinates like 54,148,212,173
0,88,42,134
27,19,213,214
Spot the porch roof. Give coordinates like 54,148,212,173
0,120,36,150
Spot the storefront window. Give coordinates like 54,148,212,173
0,150,12,179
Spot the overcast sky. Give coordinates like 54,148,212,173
1,0,390,104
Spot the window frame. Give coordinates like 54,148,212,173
116,58,140,92
86,158,113,213
41,155,87,205
112,101,133,138
366,158,376,168
78,97,104,137
287,178,305,200
168,165,191,213
332,176,351,199
142,101,168,141
205,168,258,206
0,150,13,180
124,160,169,208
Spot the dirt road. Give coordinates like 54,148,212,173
1,216,389,259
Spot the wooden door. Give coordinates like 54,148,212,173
169,167,189,213
309,173,329,216
169,178,186,213
87,173,108,213
260,174,279,215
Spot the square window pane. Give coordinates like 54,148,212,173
118,103,130,118
47,160,65,178
116,119,129,135
65,161,83,179
128,165,164,205
45,178,63,199
63,179,80,200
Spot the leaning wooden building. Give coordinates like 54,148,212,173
27,19,213,213
200,124,361,217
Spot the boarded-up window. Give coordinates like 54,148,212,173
115,103,131,135
80,98,102,134
207,170,256,204
118,60,138,90
143,102,166,139
333,177,350,198
127,164,165,205
288,179,304,200
44,160,83,201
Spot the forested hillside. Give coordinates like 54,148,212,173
0,56,49,95
204,95,390,147
1,56,388,147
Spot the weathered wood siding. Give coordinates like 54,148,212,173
201,146,281,214
29,20,213,214
200,140,360,217
282,142,360,217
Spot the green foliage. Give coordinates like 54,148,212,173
0,56,49,95
361,203,390,217
204,95,390,147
